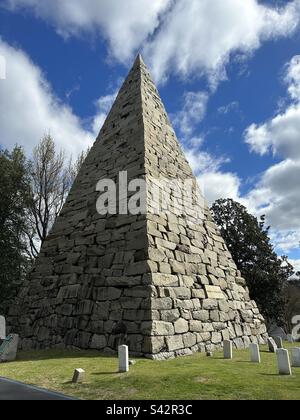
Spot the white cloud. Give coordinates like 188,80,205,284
218,101,240,115
3,0,171,63
289,259,300,273
4,0,300,85
245,54,300,159
245,104,300,159
184,144,240,205
144,0,300,85
173,91,209,137
244,55,300,259
0,39,102,157
285,55,300,101
198,172,241,206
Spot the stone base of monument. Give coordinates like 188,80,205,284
0,334,19,363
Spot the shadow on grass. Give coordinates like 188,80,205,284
91,371,119,376
16,350,120,363
259,373,280,377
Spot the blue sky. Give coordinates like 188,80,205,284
0,0,300,269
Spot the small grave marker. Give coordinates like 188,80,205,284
272,336,283,349
72,368,85,384
119,345,129,373
267,337,277,353
250,343,261,363
223,340,233,360
291,348,300,368
276,349,292,376
0,316,5,340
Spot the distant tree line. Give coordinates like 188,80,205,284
0,135,89,313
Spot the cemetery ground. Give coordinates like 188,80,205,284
0,343,299,400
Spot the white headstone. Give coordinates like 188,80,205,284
291,348,300,368
0,316,6,339
72,368,85,384
119,345,129,373
250,343,261,363
223,340,233,360
272,336,283,349
267,337,278,353
276,349,292,376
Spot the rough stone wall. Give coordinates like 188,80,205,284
8,55,268,358
139,58,267,359
9,57,152,355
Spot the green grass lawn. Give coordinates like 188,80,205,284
0,343,299,400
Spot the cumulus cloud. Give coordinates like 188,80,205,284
3,0,300,85
289,259,300,273
244,55,300,258
245,54,300,159
3,0,171,63
144,0,300,85
198,172,241,206
173,91,209,137
184,143,240,206
0,39,112,157
285,55,300,101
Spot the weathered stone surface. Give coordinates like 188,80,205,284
276,349,292,376
204,285,225,300
272,336,283,349
0,334,19,362
250,343,261,363
291,348,300,367
174,319,189,334
72,368,85,384
8,55,267,360
0,316,5,339
268,337,278,353
119,345,129,373
166,336,184,352
223,340,233,360
91,334,107,349
142,321,174,336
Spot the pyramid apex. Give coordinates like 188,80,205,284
134,53,145,67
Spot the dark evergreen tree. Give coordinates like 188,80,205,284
211,198,293,325
0,146,31,313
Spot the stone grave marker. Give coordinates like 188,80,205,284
119,345,129,373
0,316,5,340
287,334,294,343
72,368,85,384
291,348,300,368
276,349,292,376
250,343,261,363
223,340,233,360
272,336,283,349
267,337,278,353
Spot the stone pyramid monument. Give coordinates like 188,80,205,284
9,55,267,359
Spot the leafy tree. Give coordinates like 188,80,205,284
0,146,31,313
211,198,293,326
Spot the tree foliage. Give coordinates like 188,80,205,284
0,146,31,313
211,198,293,326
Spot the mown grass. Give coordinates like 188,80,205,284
0,343,299,400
